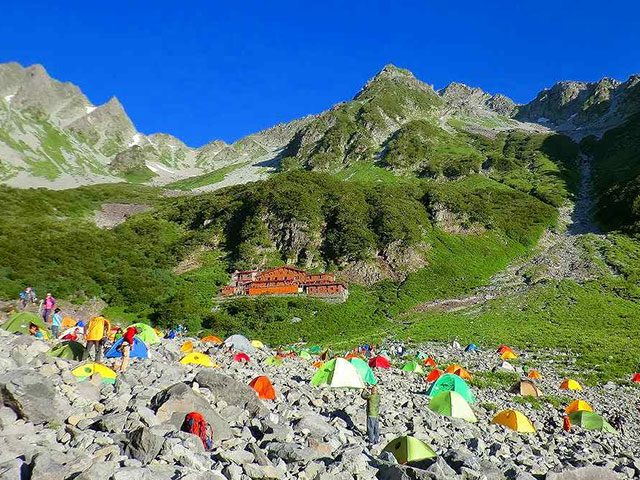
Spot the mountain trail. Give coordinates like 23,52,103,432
408,152,615,315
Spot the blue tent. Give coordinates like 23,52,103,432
105,337,149,359
465,344,480,353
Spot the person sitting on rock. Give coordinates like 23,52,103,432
361,385,380,446
82,315,111,363
28,323,43,339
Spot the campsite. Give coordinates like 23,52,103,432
0,309,639,480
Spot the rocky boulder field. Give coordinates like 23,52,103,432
0,328,639,480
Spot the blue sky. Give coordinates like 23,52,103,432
2,1,639,146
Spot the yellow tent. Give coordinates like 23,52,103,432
251,340,265,349
501,350,518,360
71,362,117,384
565,399,593,414
61,317,77,328
560,378,583,391
180,352,218,367
180,341,194,353
492,410,536,433
153,328,164,338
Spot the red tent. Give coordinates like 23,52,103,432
249,376,276,400
423,357,436,368
233,353,250,363
632,373,640,384
368,356,391,369
426,369,443,383
496,345,514,354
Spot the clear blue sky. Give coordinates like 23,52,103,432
2,1,639,146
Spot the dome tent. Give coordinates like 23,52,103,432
71,362,117,384
48,340,85,361
127,323,160,345
492,410,536,433
429,391,477,422
2,311,50,339
105,337,149,359
311,358,365,389
348,357,377,385
224,334,256,353
426,374,475,403
382,436,436,464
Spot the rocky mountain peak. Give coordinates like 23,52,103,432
439,82,516,117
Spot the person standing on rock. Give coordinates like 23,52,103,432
42,293,56,323
361,385,380,446
51,307,62,339
82,315,111,363
115,326,139,373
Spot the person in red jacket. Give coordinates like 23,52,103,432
115,326,138,372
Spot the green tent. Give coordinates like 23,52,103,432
427,374,475,403
48,340,85,361
128,323,160,345
383,436,437,464
300,350,312,361
2,311,50,339
265,356,283,366
429,391,477,422
309,345,322,354
402,361,424,374
311,358,365,389
349,357,377,385
569,411,617,433
417,352,429,360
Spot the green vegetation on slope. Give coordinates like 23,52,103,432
166,162,249,190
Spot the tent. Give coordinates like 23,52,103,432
451,366,472,381
61,317,77,328
416,352,429,360
300,350,312,361
105,337,149,359
180,341,194,353
382,436,436,465
465,344,479,353
309,345,322,354
494,361,516,373
492,410,536,433
264,356,283,366
71,362,117,384
496,345,514,354
402,361,424,374
569,411,617,433
251,340,264,349
201,335,223,344
445,364,463,374
224,334,255,353
528,369,542,380
427,374,475,403
311,358,365,389
560,379,583,391
511,379,541,397
312,360,324,369
180,352,217,367
48,340,85,361
426,369,443,383
128,323,160,345
429,391,477,422
423,357,436,368
345,353,364,360
501,350,518,360
565,399,593,415
631,373,640,384
349,358,377,385
153,328,164,338
233,352,250,363
369,356,391,369
2,311,50,339
249,376,276,400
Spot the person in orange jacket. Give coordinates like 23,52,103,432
82,316,111,363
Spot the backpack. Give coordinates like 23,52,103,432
183,412,213,450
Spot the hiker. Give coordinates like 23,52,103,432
42,293,56,323
451,336,461,350
361,385,380,445
62,327,82,341
115,326,138,373
51,307,62,338
82,315,111,363
28,323,43,339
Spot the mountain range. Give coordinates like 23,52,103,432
0,62,638,189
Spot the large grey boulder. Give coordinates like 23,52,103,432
0,459,24,480
294,413,335,438
0,369,72,424
545,467,618,480
150,382,231,441
124,426,164,465
29,451,92,480
193,371,267,417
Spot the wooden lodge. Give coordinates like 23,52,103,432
220,266,348,298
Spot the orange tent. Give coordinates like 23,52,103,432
312,361,324,369
62,317,77,328
560,379,583,391
249,376,276,400
445,364,463,374
631,373,640,384
423,357,436,368
528,369,542,380
452,367,472,381
496,345,514,354
180,341,194,353
426,369,443,383
201,335,222,344
345,353,364,360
